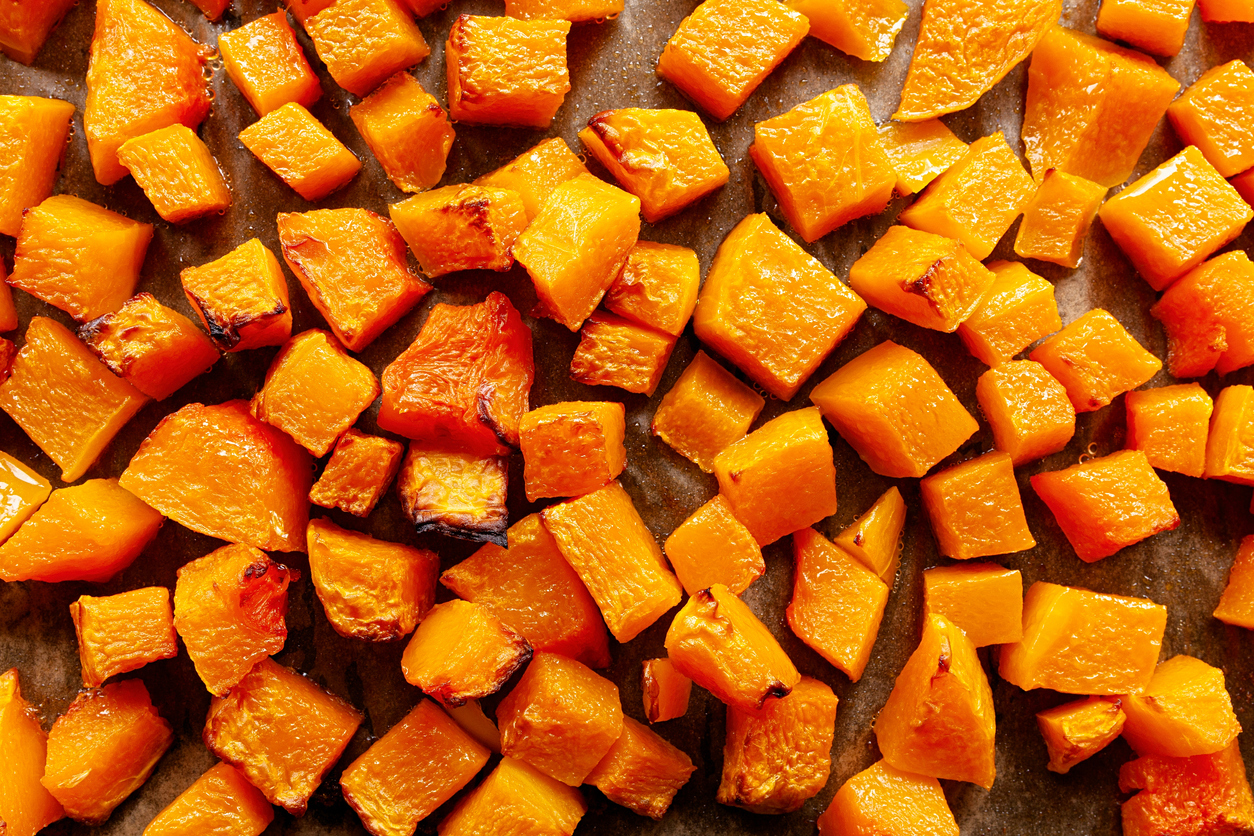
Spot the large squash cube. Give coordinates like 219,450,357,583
1152,251,1254,378
307,0,429,97
1168,61,1254,175
1013,169,1107,268
604,241,700,337
818,760,958,836
811,340,978,478
505,0,624,19
446,15,570,128
219,11,322,117
391,185,528,278
1036,697,1126,775
1120,742,1254,835
587,716,694,820
0,95,75,237
876,118,967,195
519,401,626,501
920,451,1035,559
1097,0,1195,55
651,350,764,473
751,85,896,242
786,0,906,61
1122,655,1241,758
642,658,693,723
923,563,1023,647
397,445,509,544
309,429,405,517
439,757,586,836
474,136,588,222
71,587,177,688
117,125,231,223
0,451,50,545
665,495,764,597
402,599,532,706
240,103,361,201
351,71,454,193
0,670,65,836
0,0,75,64
1215,536,1254,629
834,486,907,583
180,238,292,352
570,312,675,396
694,213,866,399
976,360,1075,465
1030,309,1162,412
1205,385,1254,485
957,261,1061,367
143,762,273,836
656,0,809,121
1125,384,1213,477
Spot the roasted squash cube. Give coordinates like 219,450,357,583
694,213,866,398
834,486,907,583
71,587,177,688
438,756,586,836
1215,535,1254,628
307,0,429,97
587,716,694,819
0,669,65,836
117,125,231,223
1122,655,1240,758
519,400,626,501
1036,697,1126,775
240,103,361,201
957,261,1061,366
474,136,588,222
651,350,765,473
1030,309,1162,413
1097,0,1194,55
0,95,74,237
219,11,322,117
642,658,692,723
1168,61,1254,178
0,0,75,64
1013,169,1107,268
1120,742,1254,836
604,241,699,337
656,0,809,121
920,451,1035,559
351,71,453,193
446,15,570,128
876,118,967,195
976,360,1075,465
1205,385,1254,484
142,762,274,836
665,495,764,597
0,451,50,545
397,445,509,544
818,760,958,836
309,429,405,517
181,239,292,352
786,0,905,61
390,185,528,278
402,599,531,706
504,0,624,20
923,563,1023,647
570,312,675,396
750,85,895,242
1125,384,1212,477
1152,251,1254,378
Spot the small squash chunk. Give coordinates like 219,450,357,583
604,242,700,337
505,0,624,20
751,85,896,242
893,0,1060,120
308,517,438,641
923,563,1023,647
570,312,675,396
1036,697,1126,775
1207,386,1254,485
402,600,532,706
84,0,213,185
957,261,1061,367
1120,743,1254,836
811,341,978,478
1152,250,1254,379
120,400,312,552
251,330,379,457
920,451,1035,559
180,239,293,352
588,717,695,820
341,700,490,836
1013,169,1107,268
0,0,75,63
142,762,274,836
1022,26,1179,188
309,429,405,517
0,317,147,482
665,495,764,597
1030,309,1162,413
1215,536,1254,628
1125,384,1212,477
581,108,730,223
1032,450,1178,562
219,11,322,117
351,72,453,193
204,659,363,816
541,480,682,643
397,446,509,545
0,95,74,237
240,103,362,201
835,486,907,583
390,185,528,278
380,292,533,454
977,360,1075,465
11,195,153,322
818,760,958,836
497,652,624,787
446,15,570,128
1122,655,1241,758
848,225,996,333
786,0,905,61
642,658,692,723
876,119,967,196
439,756,587,836
694,213,867,399
0,479,161,583
79,293,220,401
999,581,1167,695
0,451,50,545
307,0,429,97
665,583,801,712
788,528,888,681
475,137,589,222
1096,0,1193,55
656,0,809,121
519,401,626,501
0,669,65,836
72,587,177,688
117,125,231,224
42,680,172,825
1168,61,1254,178
1099,146,1252,290
651,350,765,473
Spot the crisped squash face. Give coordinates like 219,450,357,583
397,445,510,545
180,238,293,353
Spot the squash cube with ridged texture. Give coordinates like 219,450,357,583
1168,61,1254,178
876,119,967,195
976,360,1075,465
391,185,528,278
241,103,361,201
587,716,694,820
1013,169,1107,268
309,429,405,517
1121,742,1254,835
604,241,700,337
505,0,623,20
1030,309,1161,413
834,486,907,583
651,350,765,473
143,762,274,836
920,451,1035,559
219,11,322,117
402,599,532,707
0,0,75,64
351,72,453,193
0,451,50,546
446,15,570,128
665,495,764,597
0,668,64,836
818,760,958,836
1216,536,1254,629
1096,0,1194,55
181,239,293,352
922,563,1023,647
439,756,587,836
570,312,675,396
1122,655,1241,758
117,125,230,223
642,658,692,723
1125,384,1212,477
519,401,625,501
1205,385,1254,485
0,95,74,237
957,261,1061,366
1037,697,1126,775
1152,251,1254,379
786,0,906,61
307,0,429,97
397,445,508,545
474,137,588,222
71,588,177,688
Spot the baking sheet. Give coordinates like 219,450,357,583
2,0,1254,833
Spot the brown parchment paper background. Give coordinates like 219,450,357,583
2,0,1254,833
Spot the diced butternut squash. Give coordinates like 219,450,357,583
786,0,906,61
446,15,570,128
1215,535,1254,629
0,0,75,64
474,137,588,222
811,340,978,478
438,756,586,836
240,103,362,201
876,119,967,195
920,451,1035,559
390,185,528,278
351,71,453,193
656,0,809,121
1030,309,1161,413
587,717,695,819
402,599,532,706
665,495,764,597
0,669,64,836
120,400,312,552
1013,169,1107,268
1168,61,1254,178
142,762,273,836
219,11,322,117
180,239,293,352
1120,742,1254,836
719,676,838,813
570,312,674,396
1206,385,1254,485
0,95,74,237
309,429,405,517
999,581,1167,695
1036,697,1126,774
504,0,623,19
0,451,50,545
695,213,866,399
642,658,692,723
957,261,1061,366
397,446,509,544
604,241,699,337
71,587,177,688
976,360,1076,465
519,400,626,501
834,486,907,583
1125,384,1212,477
307,0,429,97
1122,655,1240,758
117,125,230,223
1151,251,1254,378
1097,0,1194,55
651,350,764,473
818,760,958,836
923,563,1023,647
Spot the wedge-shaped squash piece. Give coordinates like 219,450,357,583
642,658,692,723
788,528,888,682
181,239,293,352
848,226,995,333
11,195,153,322
504,0,623,20
920,451,1035,559
665,583,801,712
1030,309,1161,413
541,480,682,642
1125,384,1212,477
341,699,490,836
811,341,978,478
1215,535,1254,629
656,0,809,121
381,292,533,454
0,95,74,237
923,563,1023,647
0,0,75,64
1120,743,1254,836
251,330,379,457
307,0,429,97
241,103,362,201
570,312,675,396
0,669,64,836
876,119,967,195
652,350,764,473
1168,61,1254,178
474,137,588,222
818,760,958,836
84,0,213,185
219,11,321,117
446,15,570,128
1097,0,1194,55
786,0,905,61
957,261,1061,366
1151,251,1254,378
834,486,907,583
977,360,1075,465
351,71,453,193
587,717,695,819
120,400,312,552
390,185,528,278
665,495,764,597
605,241,700,338
1036,697,1126,774
309,430,405,517
117,125,230,223
497,652,624,787
438,756,586,836
0,479,162,583
695,213,866,399
143,762,274,836
72,587,177,688
0,451,49,545
397,446,509,545
1122,655,1241,758
999,581,1167,695
442,513,611,668
402,600,531,706
519,401,626,501
1013,169,1107,268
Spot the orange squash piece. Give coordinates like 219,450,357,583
505,0,624,19
219,11,322,117
876,119,967,195
920,451,1035,559
1036,697,1126,774
380,292,532,454
0,336,13,380
976,360,1076,465
834,486,908,583
188,0,229,20
1168,61,1254,178
0,450,50,545
786,0,906,61
665,495,764,597
117,125,230,223
0,669,65,836
142,762,274,836
307,0,429,97
79,292,220,401
1152,248,1254,380
570,312,675,396
719,676,838,814
1205,385,1254,485
694,213,867,399
0,0,75,63
656,0,809,121
474,136,589,222
651,350,765,473
923,563,1023,647
240,103,362,201
957,261,1061,366
1197,0,1254,18
438,756,587,836
71,587,177,688
1030,309,1161,412
390,184,528,278
580,107,730,223
1013,169,1107,268
519,400,626,501
496,652,624,787
0,479,162,583
788,528,888,681
396,445,509,544
751,84,896,242
1215,535,1254,629
1120,742,1254,836
999,581,1167,695
1125,384,1213,477
1122,655,1241,758
180,238,293,352
0,95,74,237
285,0,336,25
1097,0,1194,55
309,429,405,517
351,71,453,193
541,480,682,642
0,263,14,333
642,658,692,723
604,241,700,337
446,15,570,128
586,716,694,820
818,760,958,836
401,599,531,706
120,400,312,552
443,702,501,755
811,340,979,478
